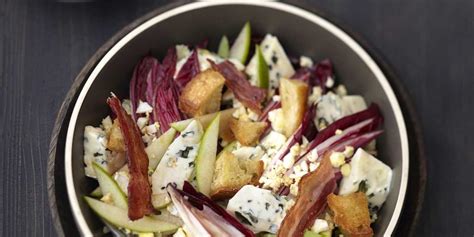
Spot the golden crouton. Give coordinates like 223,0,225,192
229,118,267,146
107,119,126,153
327,192,374,237
279,77,308,137
210,151,263,200
179,69,226,117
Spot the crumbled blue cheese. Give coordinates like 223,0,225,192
259,160,291,192
268,108,285,134
113,165,129,194
329,152,346,168
259,131,287,169
246,34,295,89
197,49,223,71
151,120,203,195
299,56,314,68
232,106,259,122
316,92,367,129
121,99,132,115
232,145,264,161
176,44,191,61
136,100,153,114
227,185,290,234
308,86,323,105
101,116,113,134
83,126,108,178
339,149,392,208
311,219,330,233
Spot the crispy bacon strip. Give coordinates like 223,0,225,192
210,60,266,112
277,154,336,237
107,95,153,220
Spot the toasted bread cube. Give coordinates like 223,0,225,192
229,118,267,146
210,151,263,200
327,192,374,237
179,69,226,117
107,119,126,153
279,77,308,137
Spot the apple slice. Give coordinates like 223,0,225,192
195,113,221,196
218,35,230,58
229,22,251,64
255,45,269,89
170,108,235,138
145,128,176,172
92,162,127,209
84,197,178,233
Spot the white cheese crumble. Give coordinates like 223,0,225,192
308,86,323,105
340,163,351,177
232,106,259,122
121,99,132,115
329,152,346,168
136,101,153,114
268,108,285,134
312,219,330,233
299,55,314,67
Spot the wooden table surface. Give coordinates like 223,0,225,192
1,0,473,236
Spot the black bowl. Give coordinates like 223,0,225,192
63,1,409,236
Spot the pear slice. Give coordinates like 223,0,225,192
255,44,269,89
84,197,178,233
92,162,127,209
195,113,221,196
217,35,230,58
145,128,176,172
229,22,251,64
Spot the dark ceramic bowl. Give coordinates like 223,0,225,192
64,1,409,236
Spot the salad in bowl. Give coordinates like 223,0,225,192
82,22,393,237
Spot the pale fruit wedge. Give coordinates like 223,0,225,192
84,197,178,233
170,108,235,136
90,186,102,198
217,35,230,58
145,128,176,171
229,22,251,63
92,162,127,209
255,45,269,89
195,113,221,196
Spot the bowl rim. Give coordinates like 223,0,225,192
64,1,409,236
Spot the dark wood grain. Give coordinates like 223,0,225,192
1,0,473,236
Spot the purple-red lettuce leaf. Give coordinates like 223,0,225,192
130,56,159,121
170,182,255,237
175,50,200,91
152,47,185,132
291,59,334,92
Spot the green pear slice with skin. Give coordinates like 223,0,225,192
195,113,221,196
90,186,102,198
229,22,251,64
92,162,128,209
255,45,270,89
218,35,230,59
145,128,177,172
84,197,178,233
170,108,235,132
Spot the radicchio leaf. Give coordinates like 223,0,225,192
175,50,200,91
130,56,159,121
167,183,254,237
210,60,266,112
277,154,336,237
107,95,153,220
152,47,185,132
292,59,334,92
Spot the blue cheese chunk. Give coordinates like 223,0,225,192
246,34,295,89
339,148,392,208
316,92,367,129
83,126,126,178
151,120,203,195
227,185,288,234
